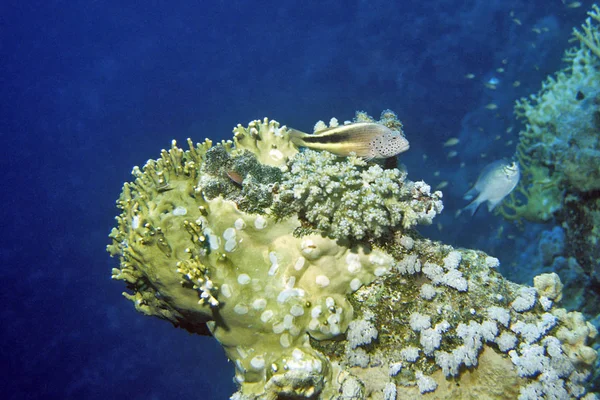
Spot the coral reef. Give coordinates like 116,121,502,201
499,5,600,224
108,112,598,399
497,5,600,324
510,226,600,316
561,194,600,288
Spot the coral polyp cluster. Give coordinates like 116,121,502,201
273,149,442,241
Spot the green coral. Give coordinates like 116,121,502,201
202,147,283,214
499,3,600,295
573,4,600,59
499,5,600,223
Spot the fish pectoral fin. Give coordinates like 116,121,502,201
362,154,376,163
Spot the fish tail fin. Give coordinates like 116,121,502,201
463,197,483,216
288,128,309,148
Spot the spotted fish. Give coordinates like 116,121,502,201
289,122,409,160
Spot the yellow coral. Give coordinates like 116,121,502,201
232,118,298,166
108,120,396,398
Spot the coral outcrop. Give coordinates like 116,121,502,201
108,111,597,399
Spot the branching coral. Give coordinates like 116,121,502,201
573,4,600,59
273,149,442,241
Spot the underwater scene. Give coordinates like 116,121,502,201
2,1,600,399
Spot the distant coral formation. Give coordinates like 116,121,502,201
500,4,600,223
499,4,600,310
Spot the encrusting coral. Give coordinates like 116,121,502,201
108,111,598,399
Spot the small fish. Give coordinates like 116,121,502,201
567,2,581,8
443,138,460,147
485,103,498,110
289,122,409,160
226,170,244,185
461,160,520,216
447,150,458,159
436,181,449,190
465,73,476,79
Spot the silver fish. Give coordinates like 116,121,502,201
289,122,409,160
462,160,520,215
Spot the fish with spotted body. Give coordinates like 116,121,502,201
289,122,409,160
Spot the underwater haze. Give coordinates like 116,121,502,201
1,0,598,399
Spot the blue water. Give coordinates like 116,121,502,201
1,1,595,398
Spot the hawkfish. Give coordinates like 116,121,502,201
462,159,520,216
288,122,410,160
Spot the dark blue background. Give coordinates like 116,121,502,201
0,1,590,398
